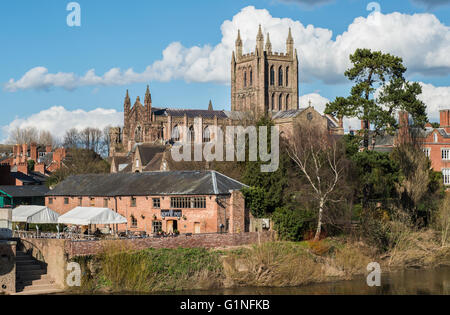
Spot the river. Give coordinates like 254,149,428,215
161,266,450,295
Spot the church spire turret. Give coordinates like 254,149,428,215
286,27,294,56
124,90,131,112
265,32,272,53
145,85,152,122
235,29,243,60
256,24,264,55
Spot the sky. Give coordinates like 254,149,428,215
0,0,449,141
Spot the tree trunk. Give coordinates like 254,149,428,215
314,198,325,241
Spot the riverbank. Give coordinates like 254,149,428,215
69,230,450,294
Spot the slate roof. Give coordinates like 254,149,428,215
153,107,229,119
137,145,166,166
0,185,49,198
9,171,47,185
47,171,247,197
271,109,306,119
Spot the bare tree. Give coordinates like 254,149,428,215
286,124,347,241
38,130,55,146
8,126,39,144
63,128,80,149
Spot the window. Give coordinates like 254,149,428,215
250,69,253,86
278,67,283,86
442,149,450,161
48,198,53,205
131,215,138,228
103,198,108,208
271,94,275,111
130,197,137,207
90,198,95,207
443,169,450,186
192,197,206,209
270,66,275,86
286,94,290,110
64,198,69,205
78,197,82,206
434,133,438,143
203,126,211,143
153,198,161,209
244,71,247,88
170,197,206,209
172,125,180,142
286,67,289,86
152,221,162,233
423,148,431,158
279,94,283,111
188,126,195,144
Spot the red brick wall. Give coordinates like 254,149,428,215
64,231,275,258
47,192,246,235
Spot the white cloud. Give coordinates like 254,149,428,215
4,7,450,92
418,82,450,121
2,106,123,142
411,0,450,9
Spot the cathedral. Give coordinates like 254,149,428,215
109,26,344,173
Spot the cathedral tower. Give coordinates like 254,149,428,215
231,26,299,117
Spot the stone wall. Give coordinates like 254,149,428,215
0,241,16,294
18,238,67,289
65,231,275,258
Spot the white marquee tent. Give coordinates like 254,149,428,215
12,206,60,224
57,207,127,226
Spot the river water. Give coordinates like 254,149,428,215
163,266,450,295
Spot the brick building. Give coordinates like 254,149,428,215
46,171,248,235
368,110,450,187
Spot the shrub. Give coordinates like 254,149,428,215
272,207,315,241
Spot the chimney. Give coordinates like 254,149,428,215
440,110,450,132
53,148,66,167
17,162,28,175
21,143,28,163
13,145,18,157
16,145,22,165
34,162,45,175
46,145,52,153
30,142,37,162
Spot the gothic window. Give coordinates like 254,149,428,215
271,94,275,111
286,94,290,110
270,66,275,86
278,67,283,86
188,125,195,143
135,126,142,143
172,125,180,142
250,69,253,86
286,67,289,86
244,71,247,88
279,94,283,111
203,126,211,143
434,133,438,143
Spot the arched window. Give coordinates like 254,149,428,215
135,126,142,143
250,69,253,86
172,125,180,142
271,94,275,111
278,67,283,86
188,125,195,143
203,126,211,143
279,94,283,111
286,67,289,86
244,71,247,88
270,66,275,86
286,94,290,110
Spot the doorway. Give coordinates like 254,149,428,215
194,222,201,234
167,220,178,233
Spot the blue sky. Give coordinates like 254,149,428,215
1,0,449,141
